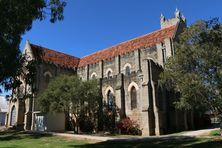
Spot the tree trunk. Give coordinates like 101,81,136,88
184,110,188,130
190,109,194,129
64,111,70,131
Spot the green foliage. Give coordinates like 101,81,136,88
161,18,222,115
38,75,100,132
0,0,66,93
78,113,95,133
38,75,78,113
101,97,119,133
210,130,222,136
102,110,116,132
17,58,38,100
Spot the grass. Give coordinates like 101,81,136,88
0,130,89,148
83,137,222,148
0,130,222,148
210,129,221,136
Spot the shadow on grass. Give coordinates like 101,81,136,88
0,130,52,141
70,136,222,148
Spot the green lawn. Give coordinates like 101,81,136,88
0,131,88,148
0,130,222,148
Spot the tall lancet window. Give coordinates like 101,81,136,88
162,43,167,64
125,66,131,76
44,71,52,85
107,71,112,78
107,90,114,110
131,86,137,110
45,74,50,84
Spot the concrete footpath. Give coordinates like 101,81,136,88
0,126,6,131
44,128,220,142
179,128,220,136
51,132,116,142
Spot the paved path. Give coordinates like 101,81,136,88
46,128,220,142
52,132,116,142
0,126,6,131
179,128,219,136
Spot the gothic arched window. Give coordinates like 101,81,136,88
131,86,137,110
10,106,16,126
44,71,52,85
125,66,131,76
107,71,112,78
92,74,96,79
107,90,114,110
45,74,50,84
91,72,97,80
162,43,166,64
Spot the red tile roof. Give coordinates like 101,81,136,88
30,25,177,68
78,25,177,67
30,44,80,69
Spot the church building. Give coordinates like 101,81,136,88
6,9,193,136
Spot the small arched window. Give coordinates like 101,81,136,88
107,71,112,78
107,90,114,110
45,74,50,84
92,75,96,79
125,66,131,76
91,72,97,80
162,43,167,64
131,86,137,110
44,71,52,84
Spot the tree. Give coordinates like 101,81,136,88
161,19,222,118
38,75,101,133
0,0,66,93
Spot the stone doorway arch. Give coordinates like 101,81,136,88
10,106,16,126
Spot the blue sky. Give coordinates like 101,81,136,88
1,0,222,96
20,0,222,57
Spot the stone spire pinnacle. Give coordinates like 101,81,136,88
182,14,186,22
160,8,186,29
160,13,165,22
175,8,181,18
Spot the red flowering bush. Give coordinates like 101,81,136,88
117,117,142,135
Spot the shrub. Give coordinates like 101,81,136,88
102,111,116,132
78,114,94,133
117,117,142,135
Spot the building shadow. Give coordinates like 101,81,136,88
0,130,52,141
69,136,222,148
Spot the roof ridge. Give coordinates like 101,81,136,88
30,43,80,69
28,24,177,68
30,43,80,59
80,25,176,59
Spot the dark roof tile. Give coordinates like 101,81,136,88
30,25,177,68
78,25,177,67
30,44,80,69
